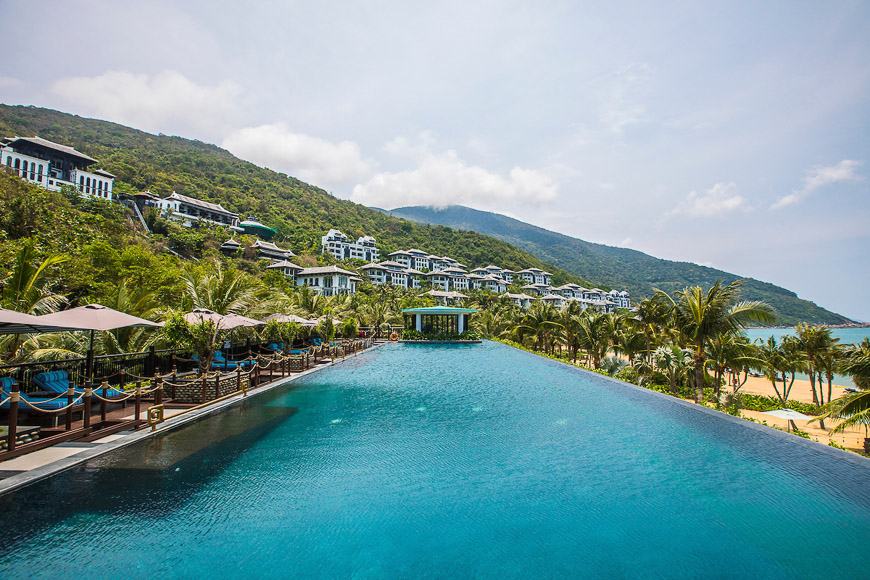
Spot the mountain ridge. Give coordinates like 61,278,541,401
378,205,852,326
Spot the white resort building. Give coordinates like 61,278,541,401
150,192,240,229
296,266,360,296
321,229,380,262
1,136,115,199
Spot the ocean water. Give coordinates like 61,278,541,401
743,327,870,387
0,342,868,579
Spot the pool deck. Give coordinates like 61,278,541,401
0,345,383,496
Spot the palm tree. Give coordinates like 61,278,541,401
794,324,835,406
665,280,774,404
1,242,68,314
515,302,563,353
652,345,694,395
754,336,803,405
630,295,670,364
575,310,616,369
814,341,870,438
723,334,757,394
180,259,267,315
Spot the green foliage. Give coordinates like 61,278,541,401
732,393,819,416
0,105,583,284
386,205,852,325
162,311,220,372
402,329,480,341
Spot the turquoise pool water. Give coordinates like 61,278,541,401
1,341,869,578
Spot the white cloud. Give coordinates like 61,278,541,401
49,70,245,138
594,63,653,137
0,76,23,89
620,236,633,246
771,160,863,210
668,182,749,219
222,124,370,188
351,147,558,211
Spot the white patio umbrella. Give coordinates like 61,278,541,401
263,313,317,327
182,309,261,330
761,408,814,433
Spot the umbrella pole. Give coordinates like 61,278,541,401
86,329,95,384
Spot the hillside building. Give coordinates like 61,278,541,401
151,192,240,229
321,229,379,262
1,136,115,199
296,265,359,296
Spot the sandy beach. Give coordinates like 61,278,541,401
727,376,866,453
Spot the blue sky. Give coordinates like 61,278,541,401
1,1,868,320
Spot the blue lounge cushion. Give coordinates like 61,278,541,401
1,378,71,412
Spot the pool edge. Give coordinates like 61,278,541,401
0,344,386,496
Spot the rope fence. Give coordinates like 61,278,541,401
1,337,376,457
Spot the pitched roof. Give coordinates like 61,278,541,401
360,263,387,270
166,192,237,216
266,260,303,270
6,136,98,163
298,266,356,276
253,240,294,255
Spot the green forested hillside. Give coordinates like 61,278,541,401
0,104,852,325
381,205,853,326
0,105,584,285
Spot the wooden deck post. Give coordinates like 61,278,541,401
100,381,108,423
66,385,74,431
135,381,142,423
155,376,163,406
7,383,19,452
83,382,92,429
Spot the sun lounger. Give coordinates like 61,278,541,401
0,377,71,412
214,350,254,368
33,371,125,398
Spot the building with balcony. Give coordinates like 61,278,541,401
151,192,240,229
1,136,115,199
321,229,379,262
296,266,358,296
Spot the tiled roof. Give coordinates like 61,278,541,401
6,136,98,163
166,192,237,216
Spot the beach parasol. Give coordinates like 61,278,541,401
263,313,318,327
0,308,88,335
761,408,813,433
38,304,161,381
183,308,254,330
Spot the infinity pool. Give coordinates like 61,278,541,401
1,342,868,578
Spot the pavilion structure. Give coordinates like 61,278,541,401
402,306,477,335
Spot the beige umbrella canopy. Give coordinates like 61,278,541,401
38,304,162,381
182,308,262,330
0,308,88,335
38,304,160,332
263,313,318,327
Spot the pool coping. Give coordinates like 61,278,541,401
497,340,870,468
0,344,385,496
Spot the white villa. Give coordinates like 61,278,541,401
2,136,115,199
266,259,304,278
274,231,631,307
296,265,360,296
516,268,552,286
150,192,240,229
321,229,379,262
